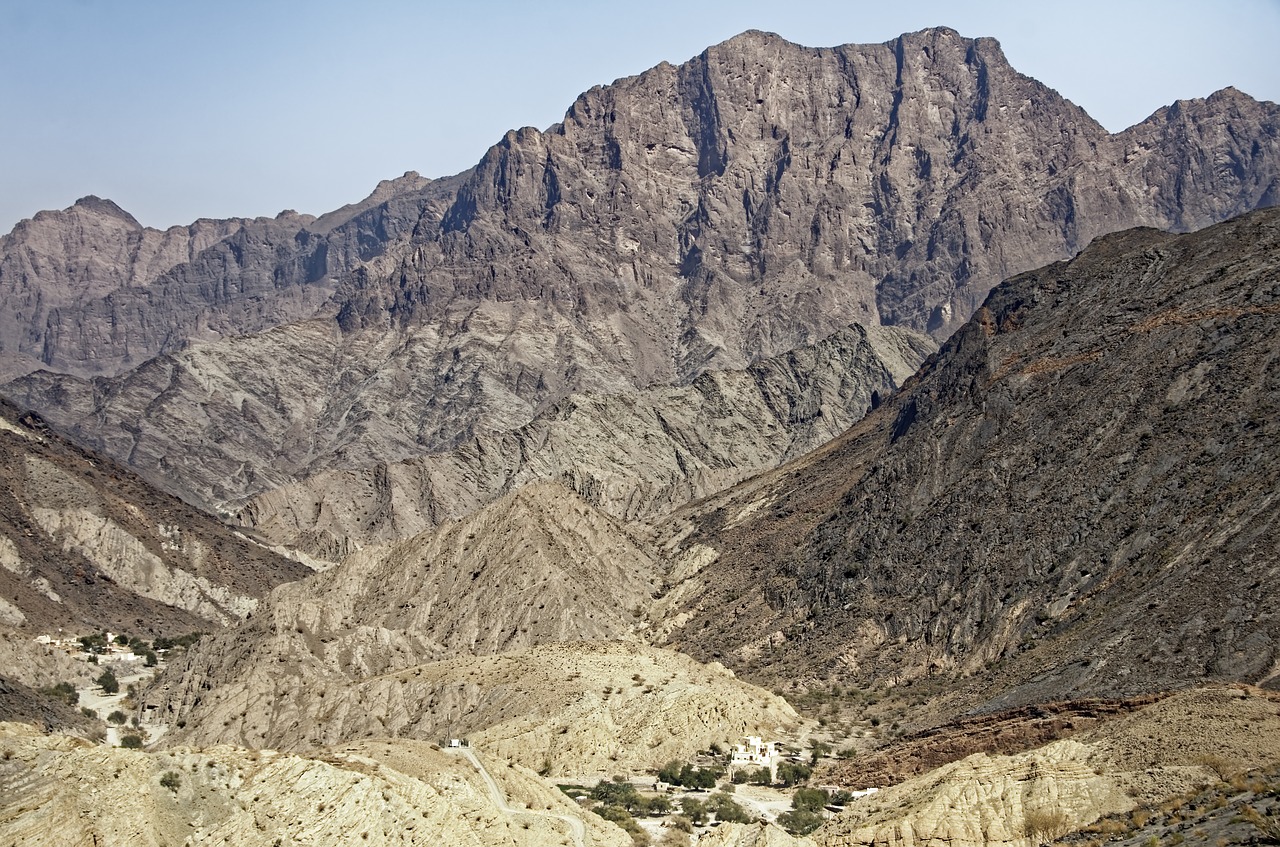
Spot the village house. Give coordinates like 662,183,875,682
730,735,779,781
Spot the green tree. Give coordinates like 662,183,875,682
107,710,128,725
775,761,811,787
591,780,642,812
96,669,119,694
595,805,649,846
680,797,707,826
750,766,773,786
119,734,144,749
707,792,751,823
645,795,672,816
777,809,825,836
792,787,829,813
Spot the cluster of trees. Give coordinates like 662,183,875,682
729,760,812,788
587,777,758,845
776,786,831,835
679,792,751,825
76,630,204,664
589,778,671,816
656,760,722,789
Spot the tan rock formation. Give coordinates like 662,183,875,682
0,721,628,846
149,641,800,777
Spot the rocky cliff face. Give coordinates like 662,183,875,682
238,322,933,558
0,171,455,383
3,28,1276,538
657,207,1280,709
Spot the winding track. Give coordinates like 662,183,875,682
454,748,587,847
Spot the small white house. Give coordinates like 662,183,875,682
730,736,779,780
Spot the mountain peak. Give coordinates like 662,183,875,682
71,195,140,226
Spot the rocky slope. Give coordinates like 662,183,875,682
0,397,310,641
0,722,630,846
147,641,800,776
4,27,1277,529
656,207,1280,709
813,686,1280,847
140,481,798,773
0,393,311,725
240,322,933,558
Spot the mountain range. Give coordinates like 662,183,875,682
1,24,1278,847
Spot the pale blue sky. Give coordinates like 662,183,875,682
2,0,1277,234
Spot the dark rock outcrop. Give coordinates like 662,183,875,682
658,207,1280,710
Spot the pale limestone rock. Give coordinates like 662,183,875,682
814,740,1130,847
0,722,628,847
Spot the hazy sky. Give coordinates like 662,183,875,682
2,0,1278,234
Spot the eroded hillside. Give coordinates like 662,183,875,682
657,207,1280,712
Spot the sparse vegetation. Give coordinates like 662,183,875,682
1025,807,1070,844
1241,806,1280,843
40,681,78,706
153,632,204,652
159,771,181,792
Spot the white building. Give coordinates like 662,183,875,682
730,736,779,780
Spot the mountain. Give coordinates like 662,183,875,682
654,206,1280,712
0,171,455,384
238,322,933,558
3,27,1277,540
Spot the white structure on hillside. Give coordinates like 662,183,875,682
730,736,779,780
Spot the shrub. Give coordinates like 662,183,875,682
595,805,649,846
1241,806,1280,843
80,707,97,719
41,682,78,706
159,771,181,792
1024,808,1070,844
107,710,128,725
120,735,144,749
